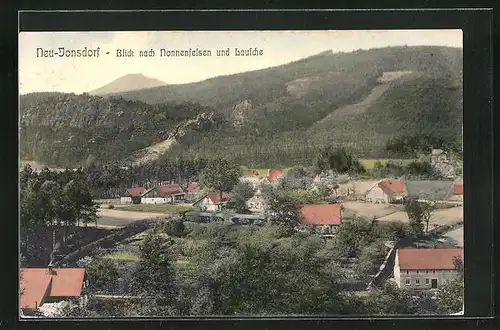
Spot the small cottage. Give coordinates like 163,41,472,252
196,192,230,212
298,203,344,234
365,179,405,204
394,248,463,290
120,187,147,204
405,180,455,202
141,184,186,204
20,267,88,315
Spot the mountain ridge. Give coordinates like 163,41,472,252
89,73,167,95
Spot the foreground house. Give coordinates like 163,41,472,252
120,187,147,204
298,203,344,234
394,248,464,290
20,267,88,315
365,179,405,204
196,192,230,212
141,184,186,204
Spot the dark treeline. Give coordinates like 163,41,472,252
386,133,462,158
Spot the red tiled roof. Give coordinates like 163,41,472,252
397,248,464,270
124,187,146,197
153,184,184,197
207,192,229,204
20,268,85,310
453,184,463,195
267,169,283,183
298,204,343,226
378,179,405,195
186,182,199,192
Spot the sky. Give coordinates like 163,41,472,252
19,30,462,95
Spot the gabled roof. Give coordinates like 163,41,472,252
298,204,343,226
267,169,283,183
405,180,454,200
397,248,463,270
186,182,199,192
20,268,85,310
378,179,405,195
206,191,229,204
123,187,146,197
144,184,184,198
453,183,463,195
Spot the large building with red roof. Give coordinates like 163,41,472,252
298,203,344,234
365,179,406,204
141,183,186,204
20,267,88,314
120,187,147,204
394,248,463,290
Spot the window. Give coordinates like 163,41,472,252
425,278,430,284
433,270,436,274
416,270,419,274
405,279,410,285
415,279,420,285
426,270,429,274
406,270,409,275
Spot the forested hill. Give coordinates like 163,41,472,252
20,93,218,167
20,46,463,168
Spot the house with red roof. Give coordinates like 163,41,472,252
196,191,230,212
365,179,405,204
449,183,463,201
120,187,147,204
141,183,186,204
20,267,88,315
185,182,202,200
394,248,463,290
298,203,344,234
267,169,284,183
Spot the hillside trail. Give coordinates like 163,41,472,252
313,71,416,127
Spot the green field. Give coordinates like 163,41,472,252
359,159,417,169
102,251,140,261
120,204,193,214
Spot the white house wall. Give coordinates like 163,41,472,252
141,197,168,204
365,186,389,203
120,197,132,204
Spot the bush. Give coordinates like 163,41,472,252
108,204,115,209
164,217,187,237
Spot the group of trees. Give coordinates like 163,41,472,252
20,165,98,266
385,133,462,158
403,196,436,235
73,218,461,317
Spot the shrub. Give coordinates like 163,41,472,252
164,217,187,237
108,204,115,209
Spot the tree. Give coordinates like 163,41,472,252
435,257,464,314
131,232,180,315
199,158,240,205
261,185,301,229
226,181,255,213
315,147,365,175
334,216,377,256
404,196,434,235
77,256,119,292
163,217,187,237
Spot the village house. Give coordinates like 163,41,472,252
196,191,230,212
239,170,262,189
448,183,463,202
141,183,186,204
246,190,267,213
298,203,344,234
120,187,147,204
20,267,88,315
394,248,464,290
185,182,201,200
267,169,284,184
365,179,405,204
405,180,455,202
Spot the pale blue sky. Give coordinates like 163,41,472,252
19,30,462,94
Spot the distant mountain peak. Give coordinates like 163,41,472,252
90,73,166,95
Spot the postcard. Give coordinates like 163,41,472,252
19,29,464,318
